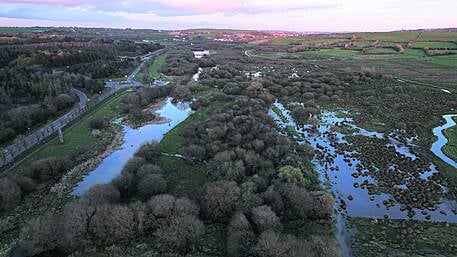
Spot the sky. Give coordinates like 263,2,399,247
0,0,456,32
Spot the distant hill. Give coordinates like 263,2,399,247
395,28,457,33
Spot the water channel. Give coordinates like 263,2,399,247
431,114,457,169
73,98,192,195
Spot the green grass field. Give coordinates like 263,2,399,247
352,40,375,48
443,116,457,162
300,48,360,57
268,37,304,45
430,54,457,68
355,32,421,42
413,41,457,49
379,41,399,47
157,156,208,200
148,53,168,79
418,32,457,41
158,90,227,199
272,105,288,123
302,38,348,46
364,47,398,54
390,49,457,68
5,89,131,177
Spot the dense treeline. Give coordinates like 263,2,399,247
11,93,339,257
0,69,106,144
69,58,140,79
0,34,162,145
159,50,199,77
14,145,337,257
198,62,348,124
0,38,162,68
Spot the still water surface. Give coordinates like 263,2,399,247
73,98,191,195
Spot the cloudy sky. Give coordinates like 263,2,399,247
0,0,455,32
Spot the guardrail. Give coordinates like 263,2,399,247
0,84,133,169
0,48,168,169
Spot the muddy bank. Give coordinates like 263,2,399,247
50,129,125,197
51,99,175,197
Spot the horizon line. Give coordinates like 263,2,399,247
1,25,456,34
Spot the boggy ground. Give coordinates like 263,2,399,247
245,41,457,255
349,217,457,257
337,135,450,218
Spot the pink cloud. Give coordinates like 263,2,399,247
0,0,92,6
156,0,239,12
154,0,336,14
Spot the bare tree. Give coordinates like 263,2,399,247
89,204,136,246
154,215,205,254
310,191,334,219
200,180,241,222
0,178,22,211
135,141,161,161
137,173,167,198
20,213,63,256
227,212,255,257
250,205,281,232
81,183,121,206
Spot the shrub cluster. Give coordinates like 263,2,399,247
119,86,171,124
18,189,204,256
159,50,198,77
0,157,72,212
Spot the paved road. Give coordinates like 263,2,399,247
0,48,168,170
71,88,88,105
127,48,167,82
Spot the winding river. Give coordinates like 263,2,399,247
73,98,192,196
431,114,457,169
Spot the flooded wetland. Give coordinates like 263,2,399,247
270,100,457,256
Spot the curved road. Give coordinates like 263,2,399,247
71,88,88,106
0,48,168,170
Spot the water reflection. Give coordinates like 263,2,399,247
73,98,192,195
431,114,457,168
269,101,457,223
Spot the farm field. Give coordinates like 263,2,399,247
252,31,457,87
299,48,360,57
412,41,457,49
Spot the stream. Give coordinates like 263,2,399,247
431,114,457,169
269,101,457,256
73,98,192,196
